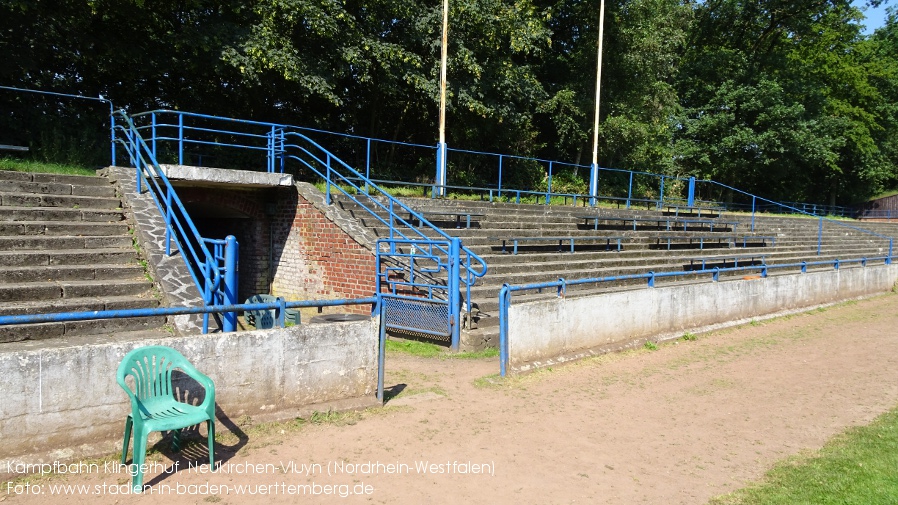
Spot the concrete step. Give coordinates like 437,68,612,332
0,279,153,303
0,192,120,210
0,179,116,197
0,170,109,186
0,315,168,343
0,294,160,316
0,248,138,267
0,235,132,251
0,264,146,283
0,205,124,222
0,221,129,236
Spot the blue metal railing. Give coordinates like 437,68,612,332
114,111,239,333
497,254,894,376
129,110,487,347
0,296,389,401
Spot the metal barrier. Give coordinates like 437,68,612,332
128,110,486,346
497,255,894,377
0,296,388,401
114,111,239,333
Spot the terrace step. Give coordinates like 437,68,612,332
0,279,154,303
0,192,120,210
0,221,129,236
0,248,138,267
0,235,132,251
0,171,168,343
0,264,146,283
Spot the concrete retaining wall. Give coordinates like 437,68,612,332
507,265,898,372
0,318,380,474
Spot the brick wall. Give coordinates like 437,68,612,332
270,189,376,314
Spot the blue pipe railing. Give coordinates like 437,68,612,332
128,109,486,347
0,296,387,401
114,111,239,333
498,254,894,377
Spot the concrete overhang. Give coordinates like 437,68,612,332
159,165,294,190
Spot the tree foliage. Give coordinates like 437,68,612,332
1,0,896,203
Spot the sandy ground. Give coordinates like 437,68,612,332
5,293,898,504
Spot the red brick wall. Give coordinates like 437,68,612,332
270,189,376,314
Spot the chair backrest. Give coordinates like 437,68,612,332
117,346,192,402
244,294,277,329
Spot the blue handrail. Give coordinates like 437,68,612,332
114,111,239,333
498,254,893,376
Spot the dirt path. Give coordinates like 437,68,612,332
6,294,898,504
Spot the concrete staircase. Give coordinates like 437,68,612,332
332,194,898,348
0,170,168,343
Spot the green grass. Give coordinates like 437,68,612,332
0,157,97,176
710,404,898,505
386,339,499,359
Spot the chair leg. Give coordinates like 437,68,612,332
207,419,215,467
131,428,149,493
171,428,182,452
120,416,133,465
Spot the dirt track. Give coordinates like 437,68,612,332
5,293,898,504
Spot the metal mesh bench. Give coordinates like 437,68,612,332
490,236,624,254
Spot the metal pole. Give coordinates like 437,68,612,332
449,238,461,351
589,0,606,206
223,235,239,332
436,0,450,197
546,161,553,205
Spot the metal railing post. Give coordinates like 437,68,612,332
751,195,757,231
165,189,173,255
817,217,823,255
325,155,332,204
178,114,184,165
658,176,665,209
151,112,157,159
546,161,553,205
499,285,510,377
626,172,634,209
449,238,462,351
687,176,696,207
377,296,387,402
109,101,116,166
498,155,504,198
589,162,599,207
365,138,372,194
222,235,239,332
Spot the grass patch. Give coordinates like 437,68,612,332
710,405,898,505
0,157,97,176
385,339,499,359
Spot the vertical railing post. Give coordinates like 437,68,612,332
817,216,823,255
499,285,510,377
888,238,893,265
589,162,599,207
497,155,504,198
449,238,461,351
687,176,696,207
434,142,447,197
109,102,116,167
377,295,387,402
279,129,286,173
165,189,173,255
222,235,239,333
151,112,157,160
325,155,332,204
751,195,757,231
545,161,553,205
267,125,275,173
365,138,372,194
178,114,184,165
626,171,634,209
658,176,665,210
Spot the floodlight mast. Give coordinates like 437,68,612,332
436,0,450,197
589,0,606,205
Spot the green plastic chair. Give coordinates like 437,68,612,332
244,294,300,329
117,345,216,492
